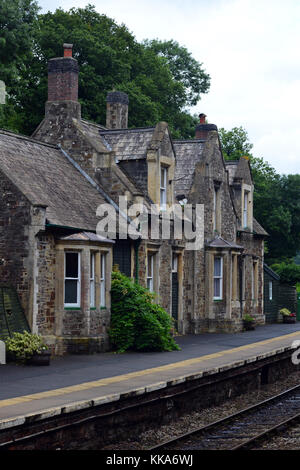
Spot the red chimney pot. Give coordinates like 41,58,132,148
199,113,207,124
63,43,73,58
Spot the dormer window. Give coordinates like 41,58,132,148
160,167,167,211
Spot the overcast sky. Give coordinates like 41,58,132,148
38,0,300,175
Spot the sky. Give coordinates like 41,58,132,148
37,0,300,175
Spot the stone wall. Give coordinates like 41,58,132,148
36,232,56,336
0,170,33,323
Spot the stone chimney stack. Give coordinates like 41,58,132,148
47,44,79,102
106,91,129,129
46,44,80,119
195,113,218,140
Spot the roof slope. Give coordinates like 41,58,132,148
99,127,155,161
173,140,205,198
253,218,268,236
0,130,108,231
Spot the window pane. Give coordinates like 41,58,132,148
90,253,94,279
65,280,78,304
90,280,95,307
214,278,220,298
161,168,166,188
100,254,106,307
65,252,78,278
148,255,153,277
214,257,221,277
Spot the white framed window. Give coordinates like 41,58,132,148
213,256,223,300
160,167,167,211
100,253,106,307
269,281,273,301
90,252,95,308
243,191,248,228
147,253,154,291
172,253,178,273
64,251,81,307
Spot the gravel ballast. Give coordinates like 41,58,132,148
100,371,300,450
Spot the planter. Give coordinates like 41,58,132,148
283,316,296,324
27,349,51,366
243,321,255,331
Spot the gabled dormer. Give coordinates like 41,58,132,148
146,122,176,210
226,156,254,231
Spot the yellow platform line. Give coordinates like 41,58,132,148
1,331,299,410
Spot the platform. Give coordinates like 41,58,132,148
1,323,300,429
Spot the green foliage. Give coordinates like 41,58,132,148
219,126,253,161
279,308,291,317
271,262,300,285
0,4,210,137
220,125,300,263
243,314,254,322
0,0,39,87
109,270,180,353
0,0,39,131
5,330,48,363
143,39,210,107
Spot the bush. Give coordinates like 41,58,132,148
279,308,291,317
5,331,48,363
271,262,300,285
243,314,254,322
109,270,180,353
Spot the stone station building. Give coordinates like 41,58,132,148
0,44,268,353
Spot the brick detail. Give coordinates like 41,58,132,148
48,57,79,102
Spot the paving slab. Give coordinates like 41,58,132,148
0,323,300,426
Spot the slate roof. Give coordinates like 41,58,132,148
206,236,244,250
264,263,280,280
98,127,155,161
225,158,252,185
0,130,109,231
57,231,115,243
173,140,205,198
253,218,268,236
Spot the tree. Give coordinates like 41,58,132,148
2,4,210,137
219,126,300,263
219,126,253,160
143,39,210,107
271,262,300,285
0,0,39,132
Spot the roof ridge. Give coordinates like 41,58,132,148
80,118,107,130
99,127,155,134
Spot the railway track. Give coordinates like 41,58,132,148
147,384,300,450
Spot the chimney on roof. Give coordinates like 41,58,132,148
106,91,129,129
46,43,81,119
47,43,79,103
195,113,218,140
199,113,206,124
